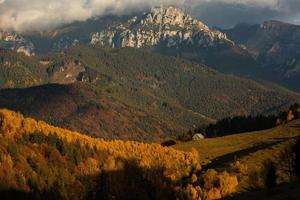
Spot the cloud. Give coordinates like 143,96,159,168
295,16,300,24
0,0,299,32
0,0,167,31
187,0,300,28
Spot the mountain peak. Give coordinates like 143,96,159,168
91,5,232,48
144,5,209,31
151,5,183,15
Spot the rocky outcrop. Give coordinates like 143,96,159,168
91,6,233,48
0,31,35,56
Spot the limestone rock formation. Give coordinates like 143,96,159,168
91,6,233,49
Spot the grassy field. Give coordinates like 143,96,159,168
174,119,300,195
174,120,300,164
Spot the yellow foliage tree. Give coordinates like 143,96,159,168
0,109,238,199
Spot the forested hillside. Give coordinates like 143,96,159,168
0,109,238,200
0,46,299,141
0,83,178,142
64,46,300,119
0,48,48,88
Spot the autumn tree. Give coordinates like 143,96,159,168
287,110,295,122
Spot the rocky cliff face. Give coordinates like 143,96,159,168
91,6,233,48
0,31,35,56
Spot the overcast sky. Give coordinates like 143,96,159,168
188,0,300,28
0,0,299,31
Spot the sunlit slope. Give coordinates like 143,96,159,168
174,120,300,164
0,109,239,200
174,120,300,194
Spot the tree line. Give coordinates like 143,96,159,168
180,103,300,141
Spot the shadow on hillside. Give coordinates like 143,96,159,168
224,181,300,200
90,159,176,200
0,189,62,200
203,141,282,170
289,125,300,129
271,136,300,141
0,190,33,200
0,158,177,200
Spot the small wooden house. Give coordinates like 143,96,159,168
192,133,205,140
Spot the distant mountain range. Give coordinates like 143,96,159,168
224,20,300,91
1,6,298,92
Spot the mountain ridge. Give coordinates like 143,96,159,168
224,20,300,91
1,5,299,92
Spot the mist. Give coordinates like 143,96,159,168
0,0,299,32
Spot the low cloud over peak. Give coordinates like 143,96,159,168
0,0,168,32
0,0,299,32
